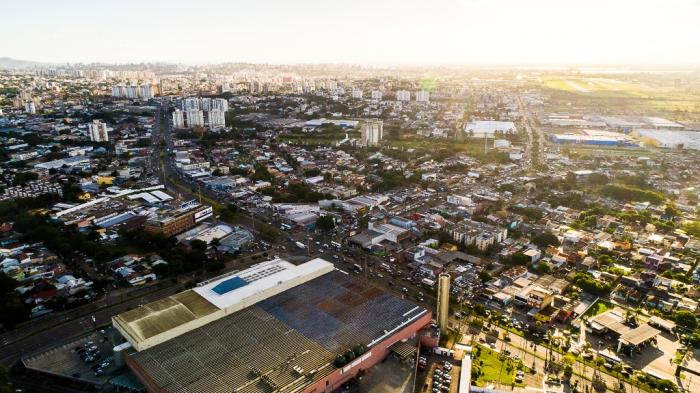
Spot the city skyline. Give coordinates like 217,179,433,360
3,0,700,66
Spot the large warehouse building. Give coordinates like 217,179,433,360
111,258,432,393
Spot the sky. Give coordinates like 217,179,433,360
3,0,700,66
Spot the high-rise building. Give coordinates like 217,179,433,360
211,98,229,112
172,109,185,129
415,90,430,102
360,119,383,147
140,84,154,99
24,101,36,114
352,88,363,99
88,120,109,142
249,81,260,94
186,110,204,127
437,273,450,334
208,110,226,129
396,90,410,102
371,90,382,101
182,98,201,111
200,98,212,111
112,83,156,99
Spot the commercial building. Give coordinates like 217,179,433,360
112,257,431,393
143,202,213,236
415,90,430,102
464,120,517,138
88,119,109,142
550,133,638,147
304,118,359,128
360,119,383,147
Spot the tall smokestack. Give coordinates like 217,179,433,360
437,273,451,334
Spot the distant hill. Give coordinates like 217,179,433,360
0,57,57,69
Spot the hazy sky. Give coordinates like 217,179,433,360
3,0,700,66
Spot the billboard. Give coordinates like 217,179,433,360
194,206,213,222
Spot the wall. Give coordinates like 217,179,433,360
302,310,432,393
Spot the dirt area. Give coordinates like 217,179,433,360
359,356,415,393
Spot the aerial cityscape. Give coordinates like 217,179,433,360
1,1,700,393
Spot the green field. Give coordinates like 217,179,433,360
564,146,655,158
472,345,529,388
583,299,614,317
540,76,700,122
543,77,651,97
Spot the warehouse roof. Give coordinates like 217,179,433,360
127,269,429,393
113,258,334,351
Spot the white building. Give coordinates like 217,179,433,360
447,194,472,206
24,101,36,114
182,98,201,111
415,90,430,102
396,90,410,102
112,84,155,99
464,120,517,138
88,120,109,142
352,88,363,99
200,98,212,111
371,90,382,101
361,119,383,147
186,110,204,127
211,98,229,112
172,109,185,129
115,141,128,155
208,110,226,129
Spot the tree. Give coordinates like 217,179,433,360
507,253,530,266
674,310,698,330
258,224,280,242
532,232,560,248
316,215,336,232
190,239,207,251
0,364,10,393
478,271,491,283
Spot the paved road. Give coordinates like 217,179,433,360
0,280,186,366
468,322,661,393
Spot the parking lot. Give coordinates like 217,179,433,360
22,329,118,384
416,352,460,393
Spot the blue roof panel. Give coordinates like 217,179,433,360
212,276,248,295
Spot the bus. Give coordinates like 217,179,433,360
295,241,306,249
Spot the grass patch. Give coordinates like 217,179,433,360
584,299,614,317
565,146,654,157
472,345,529,388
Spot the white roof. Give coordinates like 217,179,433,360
151,190,173,201
464,121,517,135
193,258,334,310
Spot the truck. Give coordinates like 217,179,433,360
421,278,436,288
295,241,306,249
